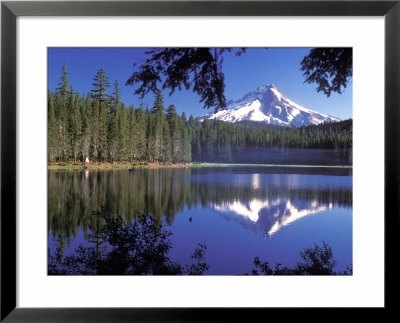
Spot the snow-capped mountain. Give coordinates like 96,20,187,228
200,84,341,127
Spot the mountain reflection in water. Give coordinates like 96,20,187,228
48,167,352,241
48,167,352,274
213,198,330,238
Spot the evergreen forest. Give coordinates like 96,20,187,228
48,64,352,165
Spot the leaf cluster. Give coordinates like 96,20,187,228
301,48,352,97
126,48,246,111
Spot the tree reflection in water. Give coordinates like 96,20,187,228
48,168,352,241
48,209,209,275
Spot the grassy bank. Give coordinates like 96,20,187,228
48,161,352,170
47,161,191,170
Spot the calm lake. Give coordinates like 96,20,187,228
48,166,352,275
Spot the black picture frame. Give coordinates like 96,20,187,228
1,0,399,321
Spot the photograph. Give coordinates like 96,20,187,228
47,47,353,276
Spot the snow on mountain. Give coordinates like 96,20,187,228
200,84,341,127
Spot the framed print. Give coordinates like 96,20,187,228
1,0,399,321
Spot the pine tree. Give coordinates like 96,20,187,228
182,126,192,163
56,62,70,97
161,118,172,163
108,110,118,162
127,105,138,163
53,63,72,161
135,104,148,161
188,115,201,159
181,112,187,122
111,81,128,161
148,90,167,162
68,92,82,163
117,102,128,161
108,81,121,162
91,69,111,162
91,68,111,105
98,99,109,162
166,105,182,163
200,118,216,157
55,92,70,161
113,80,121,106
81,94,92,162
91,100,100,161
48,92,59,162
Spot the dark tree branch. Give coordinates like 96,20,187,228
126,48,246,112
300,48,353,97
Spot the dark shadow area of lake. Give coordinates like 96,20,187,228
193,147,352,165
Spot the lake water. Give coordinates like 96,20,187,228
48,166,352,275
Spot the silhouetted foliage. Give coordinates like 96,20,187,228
48,212,209,275
248,241,352,275
126,48,246,111
301,48,352,97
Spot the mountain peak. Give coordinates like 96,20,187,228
257,83,275,89
201,83,341,127
254,83,277,93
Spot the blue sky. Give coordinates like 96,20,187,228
48,48,352,119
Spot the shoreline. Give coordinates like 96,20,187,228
48,162,353,170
